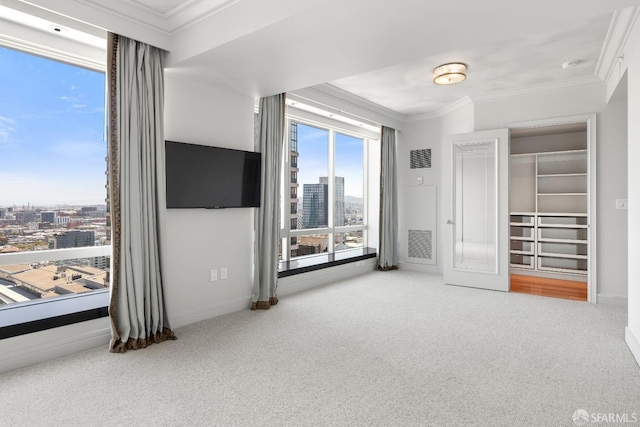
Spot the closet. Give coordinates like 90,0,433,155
508,122,591,300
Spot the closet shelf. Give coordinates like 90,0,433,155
537,173,587,178
510,236,535,242
538,237,587,244
538,266,587,275
538,252,587,260
537,212,587,217
537,224,587,229
510,148,587,157
510,250,534,256
537,193,587,196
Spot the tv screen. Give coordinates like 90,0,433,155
165,140,261,209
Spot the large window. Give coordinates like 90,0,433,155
281,119,367,260
0,45,109,312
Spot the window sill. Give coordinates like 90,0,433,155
278,248,377,278
0,290,109,340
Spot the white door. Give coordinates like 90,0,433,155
443,129,510,291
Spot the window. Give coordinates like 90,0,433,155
281,119,368,260
0,45,109,328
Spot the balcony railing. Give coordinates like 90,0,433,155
0,246,111,266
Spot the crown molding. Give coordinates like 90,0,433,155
470,75,603,104
164,0,244,34
401,75,603,123
88,0,245,35
595,6,640,85
292,84,406,130
19,0,245,49
404,96,473,123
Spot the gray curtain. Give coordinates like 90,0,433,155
252,94,286,310
377,126,399,271
108,33,175,352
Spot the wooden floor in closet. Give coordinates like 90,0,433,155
510,274,587,301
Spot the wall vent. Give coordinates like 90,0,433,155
410,149,432,169
408,229,432,259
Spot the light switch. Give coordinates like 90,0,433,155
616,199,628,210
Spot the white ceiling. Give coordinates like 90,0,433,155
329,13,612,117
4,0,640,121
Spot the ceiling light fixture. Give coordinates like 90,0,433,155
562,60,579,69
433,62,467,85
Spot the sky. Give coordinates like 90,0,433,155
0,46,106,207
296,123,363,198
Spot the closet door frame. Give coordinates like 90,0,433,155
506,113,597,303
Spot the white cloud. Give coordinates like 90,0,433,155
0,116,17,143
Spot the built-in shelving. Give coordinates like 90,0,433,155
509,124,589,279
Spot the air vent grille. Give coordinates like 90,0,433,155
408,229,432,259
410,149,432,169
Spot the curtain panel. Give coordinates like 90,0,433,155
107,33,175,352
377,126,399,271
252,94,286,310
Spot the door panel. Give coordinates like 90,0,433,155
443,129,509,291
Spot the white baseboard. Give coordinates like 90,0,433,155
625,327,640,368
278,259,376,297
0,317,110,374
171,295,252,329
597,294,628,307
398,261,442,274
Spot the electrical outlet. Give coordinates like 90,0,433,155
210,269,218,281
221,267,228,279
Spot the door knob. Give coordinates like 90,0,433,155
445,219,454,225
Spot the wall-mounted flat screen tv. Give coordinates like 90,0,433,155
165,140,261,209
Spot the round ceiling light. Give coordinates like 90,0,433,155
433,62,467,85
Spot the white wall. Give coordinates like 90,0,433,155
397,118,441,271
474,85,607,130
621,17,640,366
397,103,474,272
163,75,256,327
474,84,629,303
596,95,628,305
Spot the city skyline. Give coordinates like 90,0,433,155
296,123,364,198
0,46,106,206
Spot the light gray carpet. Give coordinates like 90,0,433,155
1,270,638,426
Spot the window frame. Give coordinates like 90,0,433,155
0,38,110,337
280,114,370,261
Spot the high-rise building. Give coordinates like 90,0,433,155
0,208,5,219
320,176,346,227
302,183,328,228
289,122,299,257
41,211,57,224
48,230,95,249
